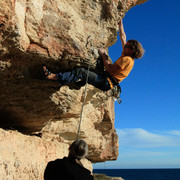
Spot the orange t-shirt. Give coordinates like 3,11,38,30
109,55,134,83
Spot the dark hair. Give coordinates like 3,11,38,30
69,139,88,159
128,40,145,59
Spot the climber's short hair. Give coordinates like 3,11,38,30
68,139,88,159
127,39,145,59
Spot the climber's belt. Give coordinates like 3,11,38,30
106,72,119,89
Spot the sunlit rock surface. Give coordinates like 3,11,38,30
0,0,148,179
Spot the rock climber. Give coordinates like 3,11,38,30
42,19,144,91
44,139,94,180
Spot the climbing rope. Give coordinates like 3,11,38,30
76,36,93,139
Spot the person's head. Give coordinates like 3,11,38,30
68,139,88,160
123,40,145,59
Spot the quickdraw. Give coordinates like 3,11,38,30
106,73,122,104
111,85,122,104
106,84,122,104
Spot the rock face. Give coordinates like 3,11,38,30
0,0,148,179
94,174,124,180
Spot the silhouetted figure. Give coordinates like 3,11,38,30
44,139,94,180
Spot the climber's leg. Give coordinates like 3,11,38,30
79,68,111,91
43,66,110,91
56,68,85,85
86,72,110,91
43,66,57,80
56,67,110,91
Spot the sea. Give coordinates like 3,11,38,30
93,169,180,180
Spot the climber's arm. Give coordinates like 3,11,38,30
118,19,126,48
98,48,121,74
103,58,113,73
103,59,121,74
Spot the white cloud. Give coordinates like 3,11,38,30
116,128,180,148
167,130,180,136
94,129,180,169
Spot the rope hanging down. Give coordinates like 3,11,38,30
76,36,93,139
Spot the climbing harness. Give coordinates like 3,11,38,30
76,36,93,139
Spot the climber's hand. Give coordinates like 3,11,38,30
118,19,123,27
98,48,108,60
98,48,105,55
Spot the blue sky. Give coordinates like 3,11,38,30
93,0,180,169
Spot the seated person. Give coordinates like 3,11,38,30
44,139,94,180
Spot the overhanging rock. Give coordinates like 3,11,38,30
0,0,149,179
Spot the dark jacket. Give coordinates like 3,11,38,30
44,157,94,180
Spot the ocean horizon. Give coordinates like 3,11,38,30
93,168,180,180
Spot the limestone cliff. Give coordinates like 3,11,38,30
0,0,148,179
